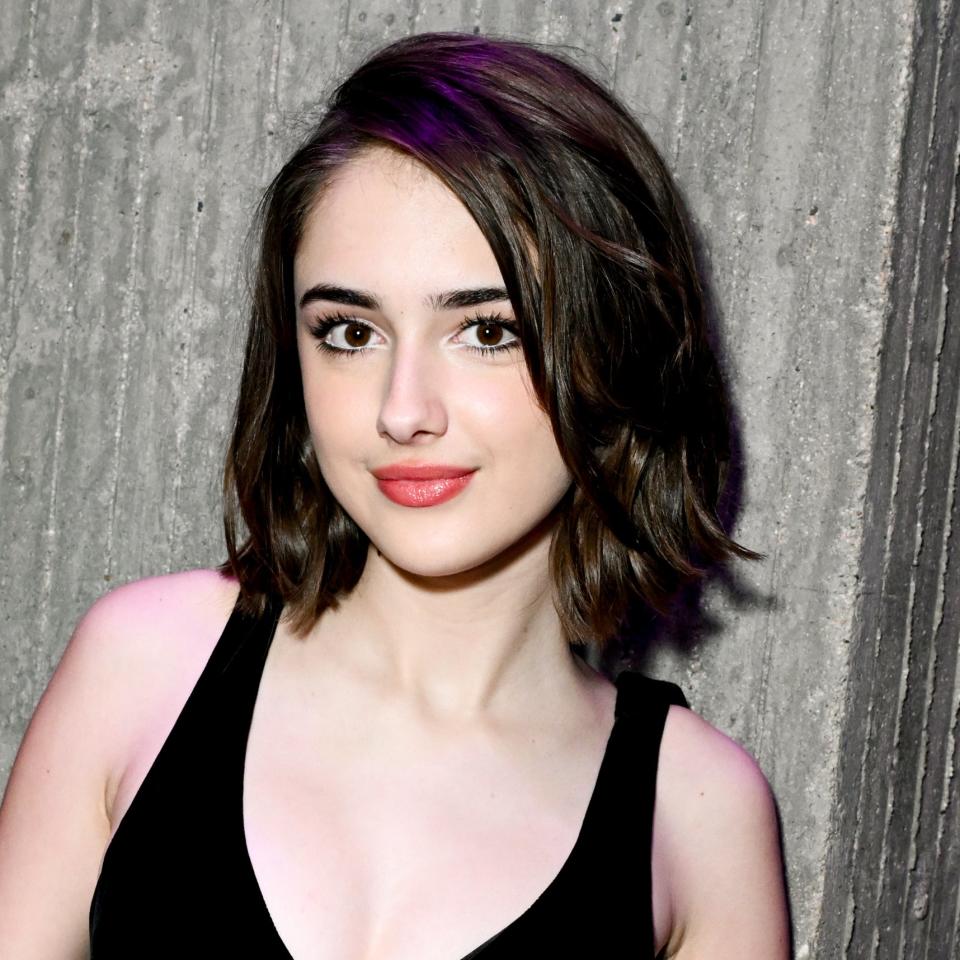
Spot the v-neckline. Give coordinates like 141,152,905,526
236,608,624,960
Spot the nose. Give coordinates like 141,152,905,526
376,338,449,444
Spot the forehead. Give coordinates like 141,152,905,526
293,147,505,297
313,145,436,210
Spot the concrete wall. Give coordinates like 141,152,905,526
2,2,954,956
818,4,960,956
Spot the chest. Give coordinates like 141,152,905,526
241,676,622,960
97,636,674,959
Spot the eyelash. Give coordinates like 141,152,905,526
305,312,522,358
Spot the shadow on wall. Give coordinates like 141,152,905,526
596,200,782,677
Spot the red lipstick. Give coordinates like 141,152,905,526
371,463,477,507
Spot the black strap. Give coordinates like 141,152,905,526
614,670,690,718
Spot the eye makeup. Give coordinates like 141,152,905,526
305,312,522,359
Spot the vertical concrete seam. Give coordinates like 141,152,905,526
753,0,848,767
265,0,286,172
0,0,43,492
926,46,960,949
928,169,959,651
867,1,940,943
24,0,39,72
940,243,960,826
332,0,354,83
540,0,558,43
669,1,694,166
608,0,628,89
35,0,98,639
813,0,923,953
270,0,286,114
165,7,223,570
737,0,769,193
917,44,960,856
877,572,917,959
953,864,960,959
878,3,929,622
927,283,960,956
893,6,960,951
103,0,161,581
407,0,421,37
941,0,954,40
751,520,778,763
894,99,955,953
470,0,483,33
725,2,774,754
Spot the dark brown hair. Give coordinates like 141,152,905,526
220,30,760,650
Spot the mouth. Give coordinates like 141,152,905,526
374,471,476,507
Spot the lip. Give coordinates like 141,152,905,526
371,463,477,481
371,463,477,508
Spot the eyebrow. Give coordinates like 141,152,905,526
298,283,511,312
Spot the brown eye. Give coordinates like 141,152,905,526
475,322,506,347
458,315,521,356
306,315,381,358
343,323,372,348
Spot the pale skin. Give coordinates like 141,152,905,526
0,146,790,959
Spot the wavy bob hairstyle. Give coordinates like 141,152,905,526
220,30,759,651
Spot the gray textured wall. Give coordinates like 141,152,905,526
818,4,960,956
2,2,954,957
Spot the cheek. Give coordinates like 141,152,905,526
303,383,362,463
298,359,360,466
476,380,571,484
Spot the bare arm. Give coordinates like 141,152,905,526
0,597,122,959
657,707,791,959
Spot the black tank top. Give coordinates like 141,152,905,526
89,595,688,958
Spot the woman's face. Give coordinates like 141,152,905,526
293,146,573,578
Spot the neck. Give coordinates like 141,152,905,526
310,521,591,723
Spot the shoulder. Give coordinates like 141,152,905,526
38,568,240,796
654,704,789,957
48,568,236,712
67,566,240,732
74,567,239,651
658,704,775,814
35,566,238,711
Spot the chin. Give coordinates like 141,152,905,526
367,533,508,579
362,510,558,581
385,554,494,581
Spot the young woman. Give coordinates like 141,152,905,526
0,31,790,959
